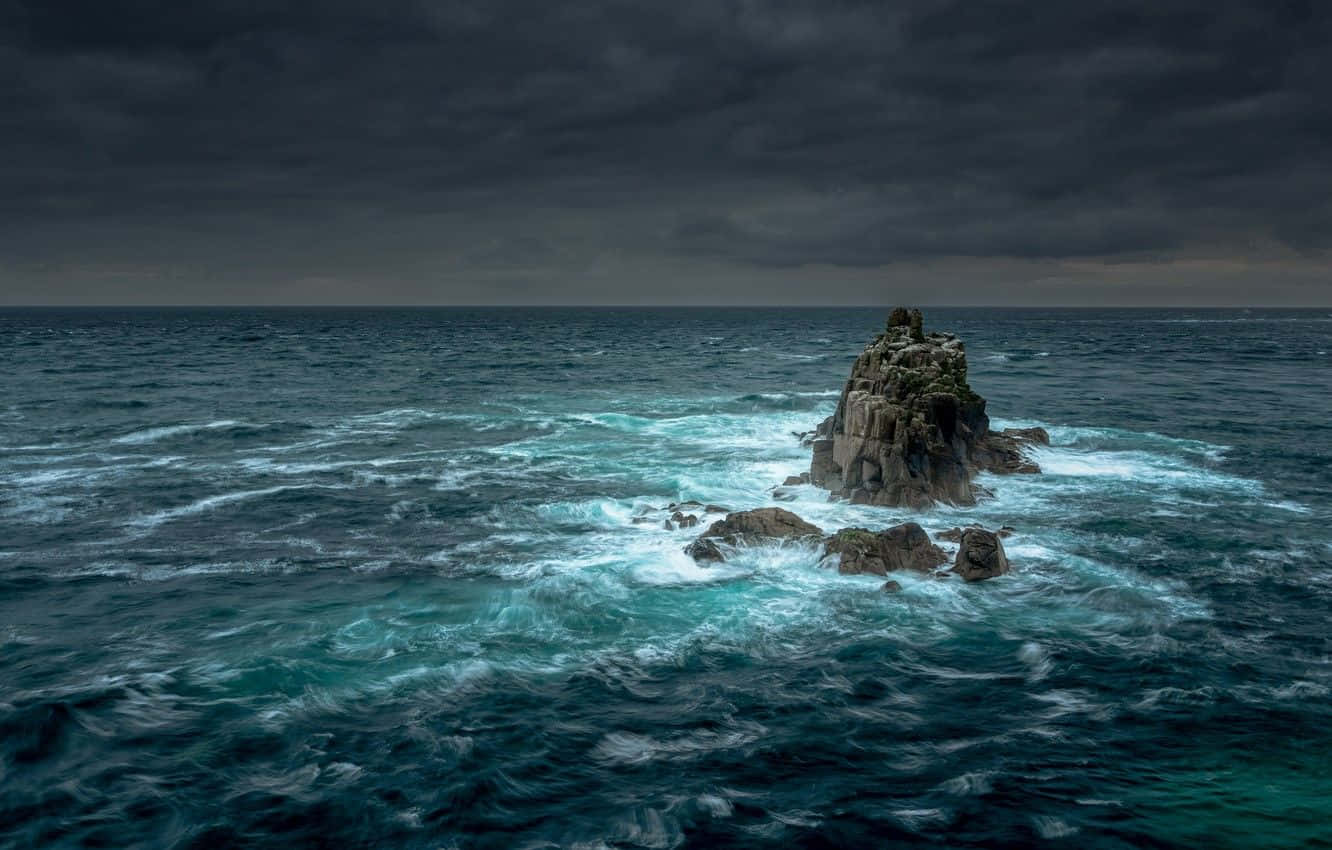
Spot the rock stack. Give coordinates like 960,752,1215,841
809,309,1047,508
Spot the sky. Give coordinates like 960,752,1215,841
2,0,1330,306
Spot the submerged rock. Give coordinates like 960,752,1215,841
808,308,1045,508
881,580,903,593
952,527,1011,582
824,522,948,576
684,508,824,562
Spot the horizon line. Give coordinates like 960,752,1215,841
3,303,1332,310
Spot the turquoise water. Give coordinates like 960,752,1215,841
1,308,1329,848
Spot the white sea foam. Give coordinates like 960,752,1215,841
2,492,76,523
1032,816,1080,838
938,771,994,796
112,420,244,445
629,548,748,586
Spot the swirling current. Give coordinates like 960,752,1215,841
1,307,1330,848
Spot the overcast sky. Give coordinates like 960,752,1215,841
3,0,1330,305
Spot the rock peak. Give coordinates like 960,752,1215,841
885,306,925,340
808,310,1047,508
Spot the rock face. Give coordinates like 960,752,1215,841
824,522,948,576
684,508,824,562
952,528,1011,582
808,308,1047,507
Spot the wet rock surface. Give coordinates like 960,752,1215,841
952,527,1011,582
824,523,948,576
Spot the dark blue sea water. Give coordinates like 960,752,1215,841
2,308,1330,849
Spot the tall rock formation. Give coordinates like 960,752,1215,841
808,309,1047,508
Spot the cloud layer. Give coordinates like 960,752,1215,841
3,0,1330,303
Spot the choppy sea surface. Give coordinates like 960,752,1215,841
2,307,1330,849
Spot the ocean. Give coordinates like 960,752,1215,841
1,307,1329,848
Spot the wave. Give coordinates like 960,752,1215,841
771,352,825,361
590,720,767,765
128,484,345,529
111,420,248,445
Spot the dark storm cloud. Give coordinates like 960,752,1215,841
1,0,1330,303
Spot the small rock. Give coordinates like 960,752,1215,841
677,514,699,529
782,475,805,487
952,528,1010,582
664,519,675,531
703,504,730,514
881,580,903,593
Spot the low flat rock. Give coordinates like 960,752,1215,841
685,508,824,562
685,510,1008,583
